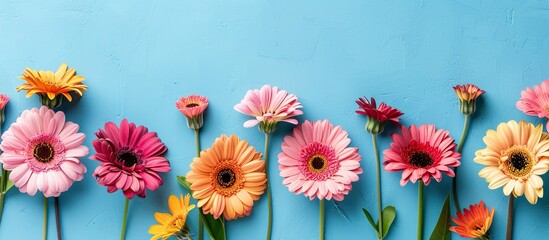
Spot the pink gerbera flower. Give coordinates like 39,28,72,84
355,97,403,134
383,124,461,186
234,85,303,134
0,106,88,197
90,119,171,199
516,80,549,131
278,120,362,201
176,95,209,130
0,94,8,111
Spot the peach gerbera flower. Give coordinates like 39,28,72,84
450,201,495,239
453,84,485,115
186,134,267,220
475,120,549,204
176,94,209,130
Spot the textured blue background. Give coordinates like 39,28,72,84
1,1,549,239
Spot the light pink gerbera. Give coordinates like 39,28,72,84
517,80,549,131
278,120,362,201
383,124,461,186
90,119,171,199
0,106,88,197
234,85,303,134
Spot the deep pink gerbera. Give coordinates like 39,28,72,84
0,106,88,197
383,124,461,186
516,80,549,131
356,97,403,134
0,94,8,110
234,85,303,133
90,119,171,199
278,120,362,201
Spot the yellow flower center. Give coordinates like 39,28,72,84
33,142,54,163
211,161,244,197
308,155,327,173
502,146,534,178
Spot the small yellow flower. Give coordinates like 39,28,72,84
148,194,195,240
17,64,87,108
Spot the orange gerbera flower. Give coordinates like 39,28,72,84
450,201,495,239
17,64,87,108
186,134,267,220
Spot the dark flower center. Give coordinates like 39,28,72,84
117,149,141,168
217,169,236,188
34,142,54,163
311,156,326,170
186,103,199,108
410,152,433,168
509,152,529,171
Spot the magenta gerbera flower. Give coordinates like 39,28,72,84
356,97,403,134
517,80,549,131
90,119,171,199
383,124,461,186
234,85,303,134
0,106,88,197
278,120,362,201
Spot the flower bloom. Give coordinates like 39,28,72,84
0,94,9,125
148,194,195,240
516,80,549,131
186,134,267,220
17,64,87,108
176,95,209,130
234,85,303,134
475,120,549,204
453,84,485,115
355,97,403,134
450,201,495,239
278,120,362,201
383,124,461,186
90,119,171,199
0,106,88,197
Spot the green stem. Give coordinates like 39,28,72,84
319,199,325,240
43,197,48,240
120,198,129,240
0,127,5,224
506,196,514,240
452,114,470,212
194,129,204,240
417,181,424,240
372,134,383,239
54,197,61,240
264,133,272,240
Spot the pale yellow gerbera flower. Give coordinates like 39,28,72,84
475,120,549,204
148,194,195,240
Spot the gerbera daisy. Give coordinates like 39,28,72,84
149,194,195,240
234,85,303,134
453,84,485,115
516,80,549,131
186,134,267,220
474,120,549,204
0,106,88,197
176,94,209,130
383,124,461,186
450,201,495,239
90,119,171,199
356,97,403,134
278,120,363,201
0,94,9,125
17,64,87,108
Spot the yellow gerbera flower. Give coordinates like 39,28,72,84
148,194,195,240
17,64,87,108
475,120,549,204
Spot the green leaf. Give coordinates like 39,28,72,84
4,179,13,194
177,176,192,193
429,195,451,240
381,206,396,238
362,208,380,238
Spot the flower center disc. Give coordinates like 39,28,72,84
217,169,236,188
117,149,140,167
33,142,54,163
186,103,199,108
409,152,433,168
504,147,534,178
308,155,327,173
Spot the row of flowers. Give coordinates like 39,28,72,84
0,64,547,240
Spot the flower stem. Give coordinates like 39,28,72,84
506,196,514,240
319,199,325,240
452,114,470,212
194,129,204,240
372,134,383,240
264,133,272,240
417,181,424,240
54,197,61,240
0,128,6,224
120,198,129,240
43,197,48,240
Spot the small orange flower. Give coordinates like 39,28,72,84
450,201,495,239
453,84,485,115
176,94,208,130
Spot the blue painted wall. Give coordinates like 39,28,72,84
1,0,549,239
